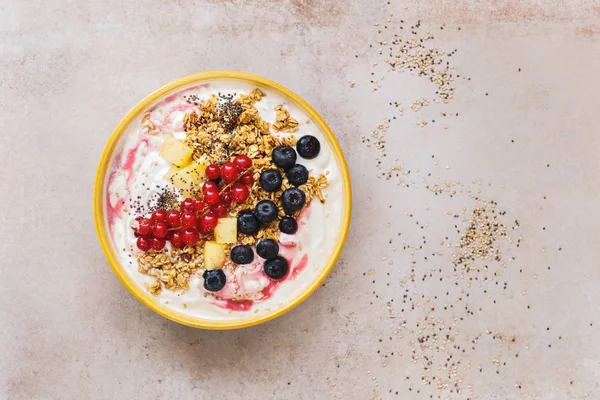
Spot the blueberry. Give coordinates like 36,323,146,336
203,269,226,292
296,135,321,159
254,200,278,224
237,210,260,235
231,245,254,265
271,145,297,170
279,217,298,234
286,164,309,186
263,256,289,280
281,188,306,214
259,169,282,192
256,239,279,260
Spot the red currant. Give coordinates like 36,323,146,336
153,222,169,239
240,172,254,185
181,211,197,229
231,182,250,203
180,198,195,212
211,203,228,218
166,210,181,228
204,189,220,205
199,212,218,234
193,198,207,212
234,155,252,171
137,218,153,236
170,230,185,249
151,237,166,251
221,162,239,183
202,181,218,194
182,228,200,246
136,236,152,251
205,164,221,180
151,209,167,223
220,189,233,204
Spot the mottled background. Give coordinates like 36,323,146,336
1,0,600,399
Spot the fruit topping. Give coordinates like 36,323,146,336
137,218,153,236
296,135,321,159
199,212,219,234
151,237,166,251
254,200,279,224
152,222,169,239
166,210,181,227
256,239,279,260
240,172,254,185
214,217,237,243
279,216,298,234
164,165,183,181
271,145,297,170
233,155,253,171
180,211,197,229
204,241,226,270
170,230,185,249
136,236,152,251
211,203,228,218
286,164,309,186
203,269,226,292
230,245,254,265
204,189,220,205
220,189,233,204
180,198,195,212
202,181,218,194
259,169,282,192
221,162,239,183
151,209,167,223
169,163,206,195
237,210,260,235
192,199,206,212
264,256,289,280
189,163,207,179
281,188,306,214
205,163,221,180
159,136,193,167
182,228,200,246
231,182,250,203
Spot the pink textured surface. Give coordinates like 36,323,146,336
1,0,600,399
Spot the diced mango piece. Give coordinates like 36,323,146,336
168,162,207,196
170,170,195,196
187,163,207,180
164,164,183,180
214,218,237,244
204,241,226,270
159,136,193,167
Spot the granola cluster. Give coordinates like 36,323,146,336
139,244,204,295
272,104,299,132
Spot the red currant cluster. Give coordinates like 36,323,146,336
134,155,254,252
202,155,253,206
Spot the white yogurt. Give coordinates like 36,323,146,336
104,81,345,321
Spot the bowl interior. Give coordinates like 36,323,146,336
94,71,351,329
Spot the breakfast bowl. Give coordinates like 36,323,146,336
94,71,351,329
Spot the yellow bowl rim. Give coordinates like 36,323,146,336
93,71,352,329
